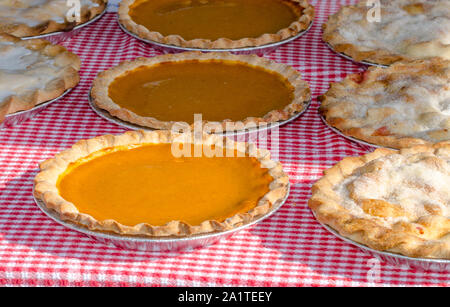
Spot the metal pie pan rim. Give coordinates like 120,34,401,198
21,8,107,41
323,42,389,68
33,184,290,244
310,210,450,266
5,88,73,118
88,89,312,135
117,17,313,52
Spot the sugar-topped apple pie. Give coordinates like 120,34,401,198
118,0,314,49
323,0,450,65
0,33,80,123
34,130,289,237
309,142,450,259
0,0,107,37
320,59,449,149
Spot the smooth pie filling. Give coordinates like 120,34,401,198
128,0,301,41
57,143,273,226
335,151,450,227
333,0,450,60
107,60,295,123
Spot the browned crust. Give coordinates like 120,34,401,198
91,52,311,132
319,58,450,149
0,33,80,123
309,142,450,259
0,0,108,38
322,0,447,66
34,130,290,237
118,0,314,49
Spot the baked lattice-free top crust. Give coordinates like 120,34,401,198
0,0,107,37
118,0,314,49
309,142,450,259
0,33,80,122
320,59,450,149
323,0,450,65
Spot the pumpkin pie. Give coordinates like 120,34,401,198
34,130,289,237
319,59,450,149
118,0,314,49
309,142,450,259
91,52,311,132
0,0,107,37
0,33,80,123
323,0,450,66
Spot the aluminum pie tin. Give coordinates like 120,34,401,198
21,9,107,44
319,114,393,150
33,184,290,252
0,89,72,129
88,89,312,136
324,42,388,68
118,18,313,55
311,211,450,272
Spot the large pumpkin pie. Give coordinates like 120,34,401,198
91,52,311,132
34,130,289,237
0,33,80,123
0,0,107,38
118,0,314,49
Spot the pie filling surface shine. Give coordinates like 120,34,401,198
309,143,450,259
57,143,273,226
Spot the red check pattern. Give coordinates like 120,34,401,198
0,0,448,287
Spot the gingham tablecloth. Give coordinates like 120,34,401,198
0,0,448,287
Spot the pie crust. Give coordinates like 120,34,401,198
309,142,450,259
323,0,450,66
319,59,450,149
0,0,108,38
34,130,290,237
91,52,311,132
118,0,314,49
0,33,80,123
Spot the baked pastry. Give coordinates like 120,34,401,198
309,142,450,259
91,52,311,132
34,130,289,237
0,33,80,123
323,0,450,66
0,0,107,37
118,0,314,49
319,59,450,149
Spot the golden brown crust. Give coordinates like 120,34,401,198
0,0,108,38
34,130,290,237
323,0,450,66
118,0,314,49
319,59,450,149
309,142,450,259
91,52,311,132
0,33,80,123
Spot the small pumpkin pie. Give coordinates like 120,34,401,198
118,0,314,49
0,0,108,38
319,59,450,149
0,33,80,123
91,52,311,132
323,0,450,66
309,142,450,259
34,130,289,237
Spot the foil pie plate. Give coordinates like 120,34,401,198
311,211,450,272
0,89,72,129
88,89,312,136
324,42,388,68
33,184,290,252
118,18,314,55
21,9,107,44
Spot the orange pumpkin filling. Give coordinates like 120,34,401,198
128,0,302,41
57,143,273,226
107,60,295,123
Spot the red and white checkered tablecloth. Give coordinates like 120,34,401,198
0,0,448,287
